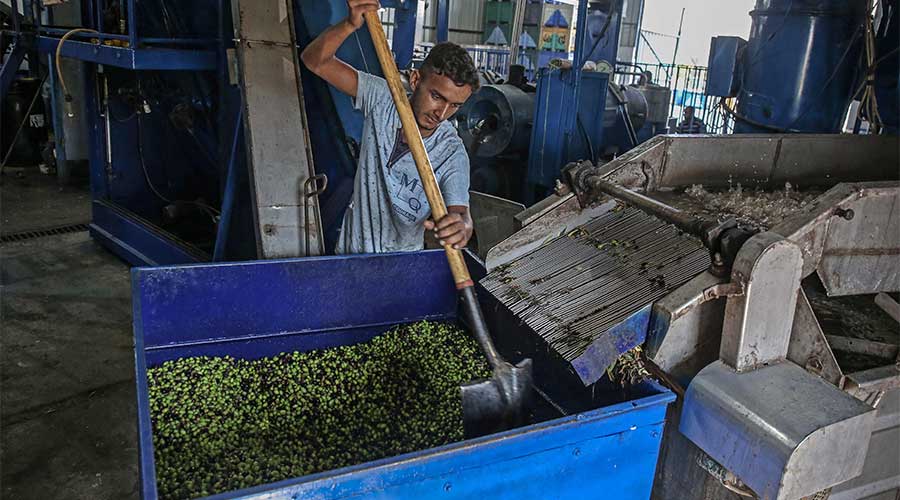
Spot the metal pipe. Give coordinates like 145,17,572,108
668,65,681,118
435,0,449,43
103,74,112,172
136,37,220,45
671,7,685,64
127,0,137,47
633,0,647,64
94,0,102,31
508,0,527,74
40,27,129,40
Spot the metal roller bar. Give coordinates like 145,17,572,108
585,177,721,246
482,205,710,384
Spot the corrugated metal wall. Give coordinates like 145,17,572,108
421,0,488,45
407,0,640,57
618,0,644,63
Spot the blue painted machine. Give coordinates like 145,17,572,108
705,0,895,134
7,0,425,266
131,250,676,499
457,0,670,204
10,0,250,265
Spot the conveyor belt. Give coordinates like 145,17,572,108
482,204,710,384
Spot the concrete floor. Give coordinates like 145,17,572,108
1,168,92,235
1,169,139,498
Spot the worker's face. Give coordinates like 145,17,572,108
409,70,473,132
683,107,695,119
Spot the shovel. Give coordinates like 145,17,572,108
363,12,533,438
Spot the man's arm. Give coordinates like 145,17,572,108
300,0,380,97
425,207,474,250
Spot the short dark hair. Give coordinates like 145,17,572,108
421,42,480,92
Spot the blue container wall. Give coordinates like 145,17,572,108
132,251,675,499
735,0,865,133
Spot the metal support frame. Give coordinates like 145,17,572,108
35,37,217,70
511,134,899,499
435,0,449,43
31,0,222,71
1,0,31,99
719,232,803,372
0,36,27,99
233,0,324,258
27,0,248,264
212,105,244,262
90,201,207,266
386,0,418,69
682,231,874,500
508,0,527,73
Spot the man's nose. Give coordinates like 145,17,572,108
439,102,452,119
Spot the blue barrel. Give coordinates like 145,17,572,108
735,0,865,133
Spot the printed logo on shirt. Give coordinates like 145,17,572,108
391,169,427,224
397,173,419,196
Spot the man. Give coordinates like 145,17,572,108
301,0,479,254
675,106,707,134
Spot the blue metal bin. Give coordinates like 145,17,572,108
132,250,675,499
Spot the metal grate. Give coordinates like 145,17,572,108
0,223,90,243
482,204,710,383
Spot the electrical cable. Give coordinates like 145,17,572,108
55,28,99,116
873,45,899,67
108,104,138,123
576,114,595,164
1,73,49,175
581,4,616,67
137,111,220,222
856,0,884,132
719,97,795,133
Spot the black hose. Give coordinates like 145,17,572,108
719,97,794,133
576,114,596,164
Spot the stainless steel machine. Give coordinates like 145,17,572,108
480,133,900,499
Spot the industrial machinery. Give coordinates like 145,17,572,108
456,0,670,204
483,133,899,499
4,0,671,261
0,0,432,264
11,0,899,496
706,0,899,135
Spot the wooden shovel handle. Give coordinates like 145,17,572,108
363,12,473,289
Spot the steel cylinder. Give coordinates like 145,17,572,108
735,0,865,133
457,84,535,158
603,85,649,132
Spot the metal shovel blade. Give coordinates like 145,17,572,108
461,358,533,438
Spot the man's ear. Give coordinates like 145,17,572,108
409,69,421,91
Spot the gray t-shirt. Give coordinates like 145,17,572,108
335,71,470,254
